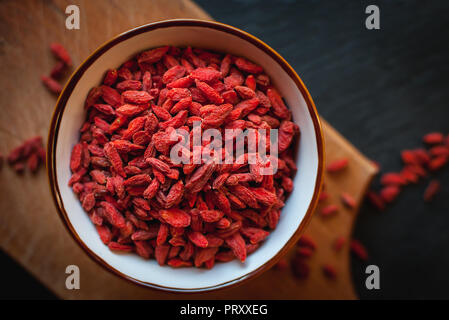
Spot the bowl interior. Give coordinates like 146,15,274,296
53,22,321,291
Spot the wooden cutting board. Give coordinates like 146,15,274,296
0,0,377,300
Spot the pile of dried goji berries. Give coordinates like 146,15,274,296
367,132,449,209
69,46,300,268
6,136,45,174
2,43,65,174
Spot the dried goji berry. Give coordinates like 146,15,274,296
341,192,356,208
234,57,263,74
334,236,346,252
138,46,169,64
41,75,62,94
297,235,316,250
380,185,400,203
424,180,441,202
160,208,191,228
428,156,448,171
50,61,67,79
366,190,385,211
322,264,337,279
321,204,338,216
50,42,72,66
350,239,368,261
291,256,309,279
381,172,406,186
327,158,349,173
423,132,444,145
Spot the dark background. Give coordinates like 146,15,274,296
1,0,448,299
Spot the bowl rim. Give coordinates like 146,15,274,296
47,18,325,293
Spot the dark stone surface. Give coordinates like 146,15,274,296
196,0,449,299
0,250,56,300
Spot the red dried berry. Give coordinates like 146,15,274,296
429,146,449,157
138,46,169,64
297,235,316,250
296,247,314,258
96,225,112,244
155,244,170,265
366,191,385,211
401,150,420,165
322,264,337,279
400,167,419,184
428,156,448,171
267,88,290,119
424,180,441,202
319,191,329,202
381,172,406,186
187,231,209,248
108,242,133,252
225,232,247,263
50,42,72,66
380,185,400,203
190,67,221,82
100,201,125,228
234,57,263,74
41,75,62,94
103,143,126,178
50,61,66,79
291,256,309,279
275,258,288,270
334,236,346,252
195,80,224,104
423,132,444,145
341,192,356,208
327,158,349,172
321,204,338,216
103,69,118,86
350,239,368,261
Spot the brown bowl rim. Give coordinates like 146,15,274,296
47,18,325,293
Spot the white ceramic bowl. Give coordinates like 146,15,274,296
47,19,324,292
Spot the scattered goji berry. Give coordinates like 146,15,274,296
41,75,62,94
424,180,441,202
341,192,356,208
327,158,349,173
296,247,314,258
297,235,317,250
334,236,346,252
275,258,288,270
381,172,406,186
380,185,400,203
322,264,337,279
321,204,339,216
423,132,444,145
50,42,72,66
350,239,368,261
7,137,45,174
291,256,310,279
